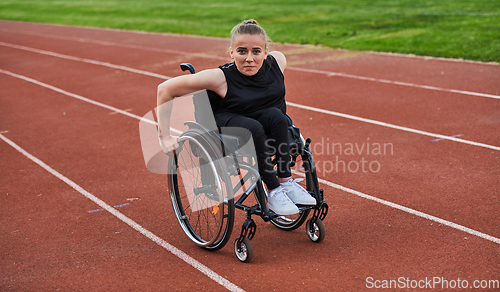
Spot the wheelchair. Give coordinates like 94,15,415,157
166,63,329,263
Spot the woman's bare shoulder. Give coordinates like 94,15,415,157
269,51,286,72
196,68,227,97
197,68,225,82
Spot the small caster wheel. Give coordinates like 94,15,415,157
234,237,254,263
305,218,325,243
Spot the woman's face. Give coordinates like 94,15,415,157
230,34,268,76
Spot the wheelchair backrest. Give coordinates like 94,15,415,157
192,91,218,131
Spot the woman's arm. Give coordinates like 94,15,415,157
269,51,287,73
156,68,226,151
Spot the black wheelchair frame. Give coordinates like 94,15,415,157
166,63,329,263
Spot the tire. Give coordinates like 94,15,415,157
305,218,326,243
234,237,254,263
168,129,234,251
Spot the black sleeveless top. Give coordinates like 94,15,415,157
207,55,286,124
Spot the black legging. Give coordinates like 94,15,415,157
216,107,291,190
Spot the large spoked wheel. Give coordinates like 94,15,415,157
271,152,313,231
168,129,234,251
234,237,254,263
305,218,326,243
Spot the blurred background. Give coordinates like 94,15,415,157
1,0,499,62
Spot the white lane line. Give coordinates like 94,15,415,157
0,30,228,61
0,133,245,292
2,70,498,248
292,171,500,245
286,67,500,100
0,41,171,80
287,101,500,151
1,32,498,100
371,51,499,66
1,43,499,151
4,26,500,67
2,25,499,66
319,177,500,245
0,69,182,135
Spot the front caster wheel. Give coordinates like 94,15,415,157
305,218,325,243
234,237,254,263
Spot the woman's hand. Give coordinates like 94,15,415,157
158,132,180,154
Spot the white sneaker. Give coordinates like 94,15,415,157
267,187,299,215
280,178,316,205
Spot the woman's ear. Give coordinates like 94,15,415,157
229,47,234,59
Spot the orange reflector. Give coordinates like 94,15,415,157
212,204,220,215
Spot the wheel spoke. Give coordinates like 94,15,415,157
168,131,234,250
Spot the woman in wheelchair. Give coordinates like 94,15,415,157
157,19,315,216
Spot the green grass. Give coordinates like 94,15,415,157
1,0,499,62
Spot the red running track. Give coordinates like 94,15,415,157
1,20,499,291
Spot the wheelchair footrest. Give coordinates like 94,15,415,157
235,202,279,222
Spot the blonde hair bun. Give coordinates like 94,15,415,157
243,19,259,26
230,19,269,48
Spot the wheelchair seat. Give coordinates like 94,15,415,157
220,132,247,155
